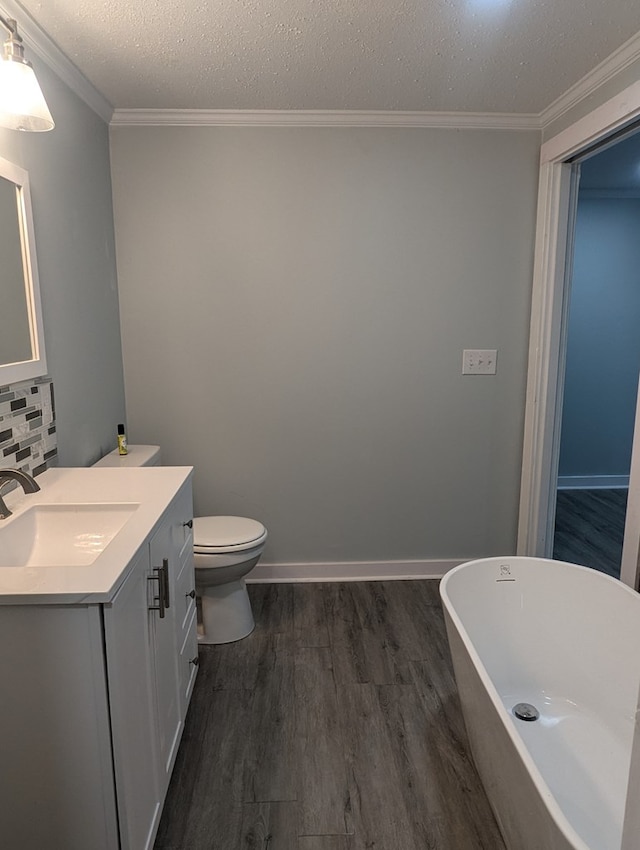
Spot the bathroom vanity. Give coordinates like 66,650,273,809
0,467,197,850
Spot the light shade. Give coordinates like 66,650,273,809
0,58,54,131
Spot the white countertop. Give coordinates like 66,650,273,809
0,466,193,605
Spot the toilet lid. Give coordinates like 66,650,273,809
193,516,267,552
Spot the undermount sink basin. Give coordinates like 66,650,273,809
0,503,140,568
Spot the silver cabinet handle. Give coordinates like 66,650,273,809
147,568,165,618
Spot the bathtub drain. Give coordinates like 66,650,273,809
513,702,540,722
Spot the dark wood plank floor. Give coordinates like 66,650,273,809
553,488,627,579
154,581,505,850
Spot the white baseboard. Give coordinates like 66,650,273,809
557,475,629,490
246,558,463,583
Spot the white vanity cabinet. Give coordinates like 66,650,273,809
104,547,163,850
0,473,197,850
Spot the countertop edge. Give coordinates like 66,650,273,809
0,466,194,605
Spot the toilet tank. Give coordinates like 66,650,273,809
93,445,162,467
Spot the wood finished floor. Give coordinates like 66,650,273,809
553,488,627,579
154,581,505,850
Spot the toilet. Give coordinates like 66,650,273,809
192,515,267,644
93,445,267,644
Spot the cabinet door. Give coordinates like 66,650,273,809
0,605,117,850
104,551,161,850
178,607,199,715
149,519,182,787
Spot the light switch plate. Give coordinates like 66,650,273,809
463,349,497,375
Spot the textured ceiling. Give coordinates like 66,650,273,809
12,0,640,113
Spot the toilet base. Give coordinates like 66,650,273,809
198,578,255,644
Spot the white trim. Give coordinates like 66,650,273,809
246,558,462,583
517,162,574,555
109,108,540,130
0,0,113,124
540,30,640,130
541,79,640,163
621,374,640,589
557,475,630,489
518,79,640,559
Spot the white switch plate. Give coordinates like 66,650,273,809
463,349,497,375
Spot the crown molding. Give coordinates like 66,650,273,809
109,108,540,130
540,29,640,129
0,0,113,124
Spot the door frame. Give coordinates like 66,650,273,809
517,79,640,586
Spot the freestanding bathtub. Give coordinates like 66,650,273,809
440,556,640,850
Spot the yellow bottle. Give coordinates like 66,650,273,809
117,423,128,456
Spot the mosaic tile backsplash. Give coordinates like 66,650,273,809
0,377,57,484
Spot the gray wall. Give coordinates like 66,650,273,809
559,197,640,478
0,56,126,465
111,126,540,564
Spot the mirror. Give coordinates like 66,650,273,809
0,156,47,385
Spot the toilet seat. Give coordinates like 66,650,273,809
193,515,267,554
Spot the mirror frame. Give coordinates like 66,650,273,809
0,155,47,386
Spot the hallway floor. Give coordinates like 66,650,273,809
553,488,627,579
154,581,505,850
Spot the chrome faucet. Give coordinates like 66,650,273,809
0,469,41,520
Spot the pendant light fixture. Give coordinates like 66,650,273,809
0,15,54,131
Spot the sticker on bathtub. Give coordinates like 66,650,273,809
497,563,515,581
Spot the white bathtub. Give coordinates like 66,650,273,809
440,556,640,850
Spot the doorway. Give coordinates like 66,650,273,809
517,78,640,589
552,132,640,578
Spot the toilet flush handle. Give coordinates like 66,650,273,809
183,519,193,528
186,589,196,599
